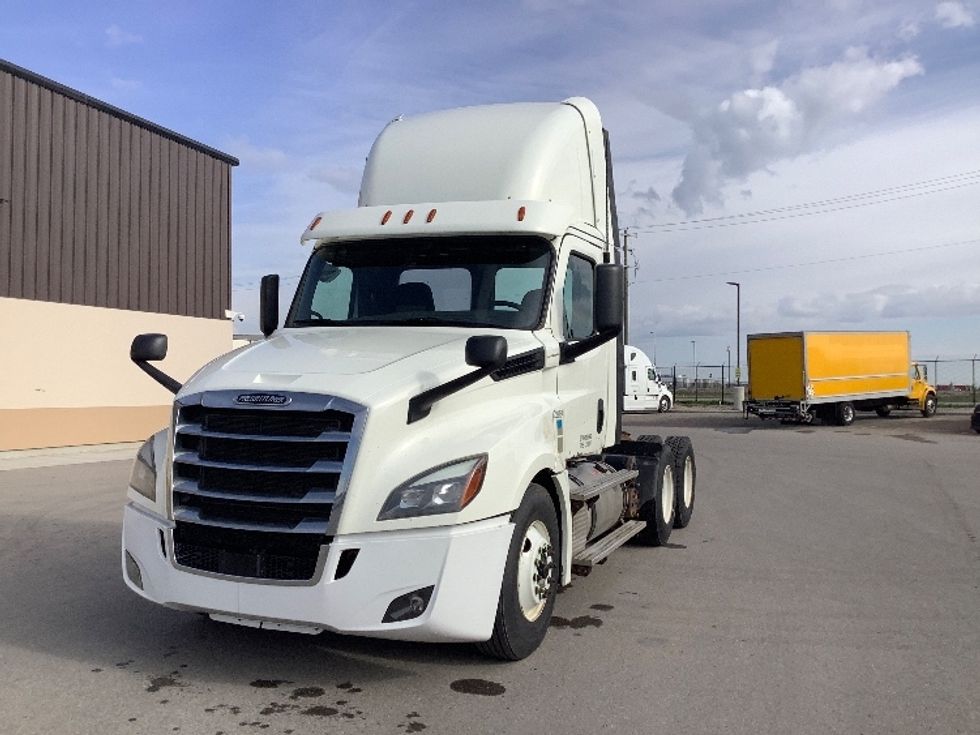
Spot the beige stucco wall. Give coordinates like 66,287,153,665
1,297,232,450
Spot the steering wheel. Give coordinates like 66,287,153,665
310,309,324,319
492,300,522,311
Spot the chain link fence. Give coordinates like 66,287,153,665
914,357,980,408
661,364,732,405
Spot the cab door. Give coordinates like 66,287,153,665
554,239,610,458
627,365,641,410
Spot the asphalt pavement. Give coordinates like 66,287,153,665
1,408,977,734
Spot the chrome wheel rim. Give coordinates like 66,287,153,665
662,464,675,523
517,520,553,622
682,456,694,507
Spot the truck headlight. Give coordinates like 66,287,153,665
129,436,157,502
378,455,487,521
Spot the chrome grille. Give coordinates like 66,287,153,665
171,392,363,582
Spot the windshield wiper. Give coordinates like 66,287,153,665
392,317,479,327
289,318,344,326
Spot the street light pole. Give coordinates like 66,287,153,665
691,339,698,403
726,281,741,384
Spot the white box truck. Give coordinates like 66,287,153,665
122,98,697,659
624,345,673,412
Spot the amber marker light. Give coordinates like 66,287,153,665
460,456,488,510
426,208,437,223
381,210,393,225
517,205,526,222
403,209,415,224
308,216,322,230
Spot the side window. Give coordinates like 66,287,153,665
648,368,657,382
562,253,594,340
309,267,354,319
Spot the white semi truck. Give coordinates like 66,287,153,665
123,98,697,659
624,345,673,413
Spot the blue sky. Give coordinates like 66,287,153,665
3,0,979,375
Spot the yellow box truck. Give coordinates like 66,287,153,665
744,331,937,426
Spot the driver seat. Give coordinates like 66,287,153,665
394,282,435,312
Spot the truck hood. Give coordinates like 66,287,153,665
183,327,547,408
219,328,463,376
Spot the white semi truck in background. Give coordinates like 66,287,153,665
624,345,673,412
123,98,697,660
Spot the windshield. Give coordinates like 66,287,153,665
286,235,553,330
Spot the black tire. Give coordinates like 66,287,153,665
921,393,937,418
477,484,558,661
635,434,663,446
666,436,696,528
636,444,675,546
875,406,892,417
658,396,671,413
836,402,855,426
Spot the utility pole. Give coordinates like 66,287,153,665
691,339,698,403
726,281,741,384
622,227,631,344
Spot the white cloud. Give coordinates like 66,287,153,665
308,164,362,194
749,39,779,81
671,48,923,214
898,19,921,40
225,136,289,171
630,185,661,203
105,24,143,47
935,1,975,28
778,283,980,323
110,77,142,91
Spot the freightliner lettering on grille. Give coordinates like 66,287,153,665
169,391,365,582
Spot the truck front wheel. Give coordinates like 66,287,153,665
658,396,671,413
921,394,937,417
477,484,558,660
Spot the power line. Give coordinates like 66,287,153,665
637,237,980,284
632,171,980,233
640,168,980,228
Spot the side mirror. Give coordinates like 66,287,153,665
131,333,168,362
260,274,280,338
595,264,625,334
130,333,181,394
465,335,507,371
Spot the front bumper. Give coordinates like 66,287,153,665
122,502,513,642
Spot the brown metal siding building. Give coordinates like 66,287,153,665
0,58,236,317
0,59,240,450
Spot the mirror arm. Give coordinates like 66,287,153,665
559,325,621,364
132,360,182,394
407,366,495,424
